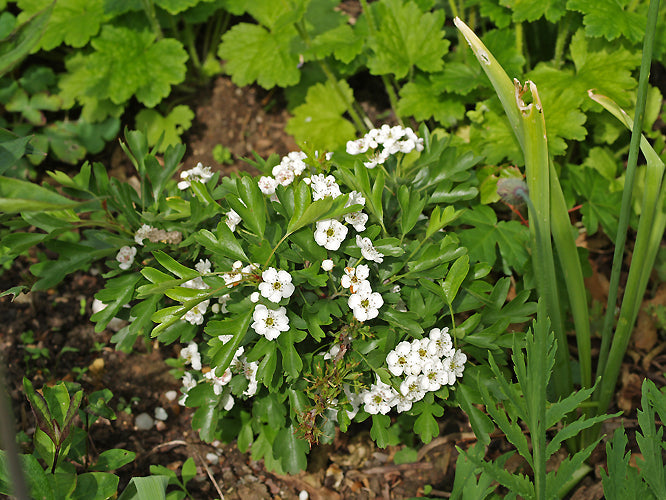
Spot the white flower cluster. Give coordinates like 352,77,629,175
251,266,295,340
358,328,466,415
178,338,259,411
178,162,214,190
346,125,424,168
341,264,384,322
133,224,182,245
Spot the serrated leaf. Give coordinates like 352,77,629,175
397,75,466,127
17,0,106,51
218,23,300,88
567,0,646,43
370,414,391,448
286,79,356,152
308,23,364,63
135,105,194,152
60,26,187,111
458,205,529,271
413,403,444,443
193,227,247,262
569,166,622,236
367,0,449,78
504,0,567,23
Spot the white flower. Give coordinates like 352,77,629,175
178,162,213,190
180,342,201,371
407,338,438,376
251,304,289,340
226,209,242,231
393,393,414,413
444,349,467,383
309,174,342,201
204,367,232,395
421,359,446,392
258,176,278,195
346,191,366,208
183,300,210,325
362,379,397,415
356,235,384,263
341,265,370,294
400,374,429,402
321,259,334,271
258,267,295,303
343,384,363,420
242,360,259,397
250,291,260,303
363,149,390,169
182,371,197,391
344,211,368,232
314,219,348,251
346,138,369,155
272,164,295,187
211,294,231,314
348,281,383,322
134,224,153,245
221,391,235,411
222,261,244,286
116,246,137,270
428,327,454,358
323,344,341,360
386,341,412,377
195,259,212,274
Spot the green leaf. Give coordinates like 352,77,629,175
382,308,424,335
153,251,199,280
367,0,449,78
569,166,622,236
0,3,52,76
601,426,650,499
458,205,529,271
273,426,309,474
60,26,187,112
218,23,300,88
413,402,444,443
308,23,364,63
286,79,356,152
71,472,119,500
181,457,196,486
23,377,56,442
16,0,105,51
505,0,567,22
193,227,248,262
0,451,54,500
370,414,391,448
0,176,83,212
397,75,466,127
118,475,169,500
135,105,194,152
442,255,469,305
566,0,646,43
91,449,136,472
206,308,254,374
92,274,141,332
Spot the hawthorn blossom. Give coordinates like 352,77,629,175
400,374,429,402
314,219,348,251
116,246,137,270
195,259,212,274
258,267,295,303
341,265,370,294
309,174,342,200
179,371,197,406
242,359,259,397
183,300,210,326
363,149,390,169
204,367,232,395
178,162,214,190
356,235,384,263
362,379,398,415
226,209,242,231
251,304,289,340
222,261,244,286
258,176,278,195
346,138,369,155
386,341,412,377
344,211,368,232
444,349,467,383
180,342,201,370
348,281,383,322
321,259,334,271
428,327,454,358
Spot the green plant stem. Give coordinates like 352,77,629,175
141,0,163,40
552,14,572,69
596,0,660,383
181,22,203,78
205,10,230,60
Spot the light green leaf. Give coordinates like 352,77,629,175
0,4,52,76
286,79,356,152
367,0,449,78
504,0,567,23
397,75,466,128
442,254,469,304
60,26,187,111
273,426,309,474
135,105,194,152
0,176,83,212
118,475,169,500
71,472,119,500
218,23,300,88
308,23,364,63
567,0,646,43
17,0,105,50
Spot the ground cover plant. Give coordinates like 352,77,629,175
1,0,666,498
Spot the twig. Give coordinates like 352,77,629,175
194,449,225,500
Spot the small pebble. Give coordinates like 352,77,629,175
165,390,178,401
299,490,309,500
154,407,168,421
135,412,154,430
206,452,219,464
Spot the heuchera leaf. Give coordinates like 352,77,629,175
566,0,646,43
218,23,300,89
504,0,567,23
397,75,466,127
367,0,449,79
17,0,106,50
286,79,356,153
59,26,187,110
135,105,194,152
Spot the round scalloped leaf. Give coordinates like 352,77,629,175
60,26,187,110
218,22,300,89
17,0,106,51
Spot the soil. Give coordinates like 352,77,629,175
2,75,666,499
